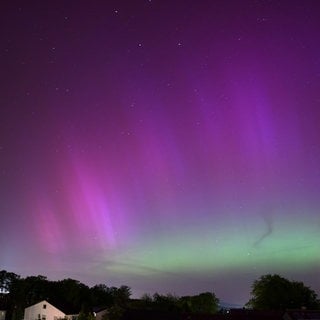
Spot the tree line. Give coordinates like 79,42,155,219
0,270,319,320
0,270,131,320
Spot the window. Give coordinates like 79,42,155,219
43,304,46,309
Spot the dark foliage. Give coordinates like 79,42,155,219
246,274,320,310
0,270,131,320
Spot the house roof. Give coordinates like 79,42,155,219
48,300,80,315
228,308,283,320
92,306,108,313
121,309,229,320
284,310,320,320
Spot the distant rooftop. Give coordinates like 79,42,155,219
284,310,320,320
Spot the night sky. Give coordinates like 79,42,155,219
1,1,320,305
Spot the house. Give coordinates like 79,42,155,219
24,300,65,320
227,308,320,320
120,309,227,320
227,309,283,320
283,310,320,320
93,307,108,320
24,300,78,320
0,294,7,320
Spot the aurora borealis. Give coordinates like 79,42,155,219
1,1,320,305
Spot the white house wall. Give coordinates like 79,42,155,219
0,310,6,320
24,301,65,320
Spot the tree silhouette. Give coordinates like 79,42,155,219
246,274,320,310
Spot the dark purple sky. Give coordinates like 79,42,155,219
1,1,320,305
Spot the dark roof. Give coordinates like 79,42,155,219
121,309,181,320
284,310,320,320
181,314,227,320
51,301,80,315
121,309,227,320
92,306,108,313
228,309,283,320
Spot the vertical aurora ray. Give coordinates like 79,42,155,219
1,1,320,305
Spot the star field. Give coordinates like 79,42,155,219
1,1,320,305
